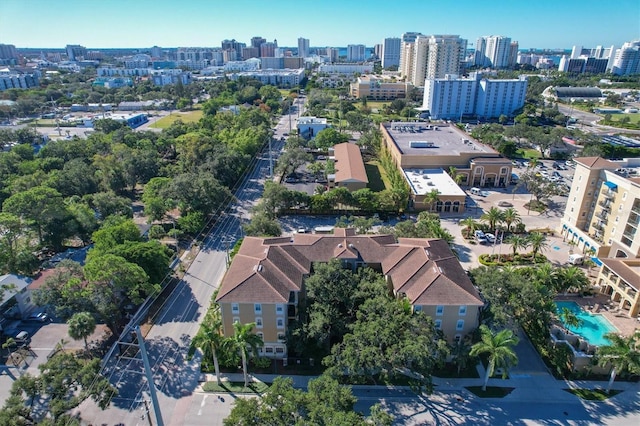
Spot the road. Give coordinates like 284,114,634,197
557,104,640,136
75,100,301,425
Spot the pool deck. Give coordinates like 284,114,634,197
555,293,640,337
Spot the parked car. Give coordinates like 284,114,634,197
485,233,500,244
15,331,30,345
480,190,490,197
474,230,485,239
26,312,50,323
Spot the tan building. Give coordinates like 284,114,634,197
215,229,484,358
380,122,512,210
597,258,640,317
328,143,368,191
349,75,413,100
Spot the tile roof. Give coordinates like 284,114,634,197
601,258,640,291
574,157,617,169
333,143,369,184
216,230,482,307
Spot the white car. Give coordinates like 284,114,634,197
485,233,497,244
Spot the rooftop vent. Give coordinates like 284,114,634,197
338,243,343,248
256,264,263,272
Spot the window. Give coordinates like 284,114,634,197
591,180,595,186
581,212,585,216
435,320,442,330
458,306,467,316
455,334,462,343
257,332,264,340
615,216,619,222
231,303,239,314
619,204,623,211
276,304,284,314
277,333,285,341
254,303,262,314
276,318,285,329
276,347,284,353
436,305,444,316
414,305,422,313
255,317,263,328
456,320,464,331
265,347,274,353
233,317,240,324
623,192,627,200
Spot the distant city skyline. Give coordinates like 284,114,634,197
1,0,638,50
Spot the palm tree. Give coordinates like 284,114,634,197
502,208,521,233
192,309,230,386
598,333,640,394
470,325,520,391
506,234,529,256
67,312,96,351
231,322,264,388
451,335,473,376
558,307,582,329
555,266,590,295
425,189,440,212
481,207,505,233
459,217,478,239
527,232,549,262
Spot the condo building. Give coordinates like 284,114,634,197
401,35,466,86
381,37,401,69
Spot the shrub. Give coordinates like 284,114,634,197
251,356,272,369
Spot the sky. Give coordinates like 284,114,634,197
1,0,639,50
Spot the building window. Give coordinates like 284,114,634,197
455,334,462,343
456,320,464,331
414,305,422,313
459,305,467,316
581,212,585,216
231,303,239,314
276,304,284,314
276,318,285,329
233,317,240,324
255,317,263,328
254,303,262,314
257,332,264,340
615,216,619,222
265,347,274,353
276,347,284,353
435,320,442,330
436,305,444,316
277,333,285,341
623,192,627,200
591,180,595,186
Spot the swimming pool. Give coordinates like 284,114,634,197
554,301,617,346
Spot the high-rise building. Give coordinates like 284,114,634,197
612,40,640,76
242,47,259,60
298,37,310,58
474,35,512,68
559,44,616,74
251,36,267,50
508,41,519,68
151,46,163,59
260,42,277,58
347,44,366,62
399,32,423,78
422,72,527,120
382,37,401,69
326,47,339,63
405,35,466,85
66,44,87,61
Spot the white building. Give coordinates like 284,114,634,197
347,44,366,62
224,59,261,72
297,116,329,139
0,68,40,91
612,40,640,76
317,63,373,74
402,35,466,86
382,37,401,69
475,36,512,68
298,37,310,58
422,72,527,120
228,69,304,88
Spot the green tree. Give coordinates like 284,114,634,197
231,322,264,388
424,189,440,212
459,217,478,239
554,266,589,295
527,232,548,261
558,307,582,329
502,207,521,233
0,212,26,273
470,325,520,391
192,307,230,386
243,211,282,237
67,312,97,351
481,207,505,233
598,333,640,394
313,128,349,150
506,234,529,256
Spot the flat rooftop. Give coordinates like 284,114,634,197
383,122,494,156
404,168,466,196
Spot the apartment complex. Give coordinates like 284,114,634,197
347,44,366,62
297,37,310,58
228,68,304,88
558,44,615,74
215,229,483,358
0,68,40,91
474,35,515,68
349,75,413,100
612,40,640,76
561,157,640,260
422,72,528,120
381,37,401,69
65,44,87,61
400,35,466,86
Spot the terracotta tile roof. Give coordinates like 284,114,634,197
216,230,483,308
601,258,640,290
574,157,617,169
26,269,57,291
333,143,368,184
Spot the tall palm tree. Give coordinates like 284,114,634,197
532,262,558,290
459,217,478,239
231,322,264,388
558,307,582,329
451,335,473,376
67,311,96,352
598,333,640,394
425,189,440,212
470,325,520,391
506,234,529,256
481,207,505,233
527,232,549,262
192,309,230,386
554,266,590,295
502,208,521,233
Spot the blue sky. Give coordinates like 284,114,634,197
1,0,638,49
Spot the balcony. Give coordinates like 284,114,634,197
592,222,604,231
602,190,615,200
598,200,611,210
633,205,640,216
623,230,636,240
595,210,609,221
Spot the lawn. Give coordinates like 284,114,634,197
149,110,203,129
565,388,622,400
516,148,541,159
365,161,390,192
607,113,640,124
465,386,515,398
202,379,270,394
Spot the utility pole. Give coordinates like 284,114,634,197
135,326,164,426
